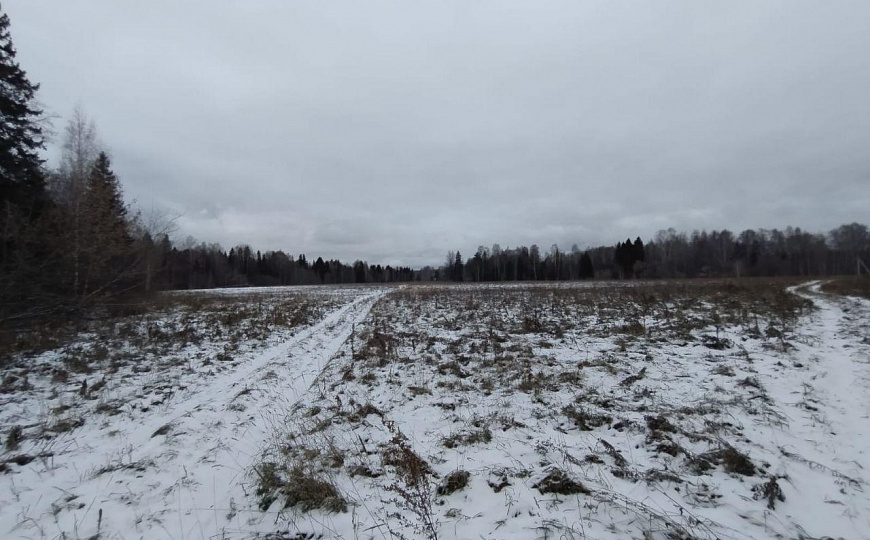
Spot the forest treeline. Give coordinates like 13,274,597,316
1,6,868,325
151,220,870,291
434,223,869,283
154,242,416,290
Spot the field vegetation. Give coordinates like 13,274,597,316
1,279,869,540
252,279,869,540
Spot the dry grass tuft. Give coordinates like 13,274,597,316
436,470,470,496
254,462,347,513
753,476,786,509
533,468,588,495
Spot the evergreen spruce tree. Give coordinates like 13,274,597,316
617,238,636,278
633,237,645,263
0,6,45,212
632,236,646,277
0,5,51,318
79,152,131,298
453,251,464,282
313,256,328,283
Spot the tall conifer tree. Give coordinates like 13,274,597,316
0,5,50,318
0,6,45,211
79,152,131,297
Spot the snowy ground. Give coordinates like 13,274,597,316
0,285,385,539
1,280,869,540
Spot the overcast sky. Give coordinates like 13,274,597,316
6,1,869,266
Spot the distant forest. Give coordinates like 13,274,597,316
0,6,868,324
435,224,869,283
146,221,868,290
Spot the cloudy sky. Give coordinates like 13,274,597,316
6,1,869,266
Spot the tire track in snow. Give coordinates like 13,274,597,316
139,288,386,438
5,288,388,540
134,287,388,540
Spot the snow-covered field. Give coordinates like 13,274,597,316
1,280,869,540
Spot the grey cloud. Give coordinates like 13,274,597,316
6,0,869,266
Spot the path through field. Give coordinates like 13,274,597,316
778,281,870,534
0,289,386,540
